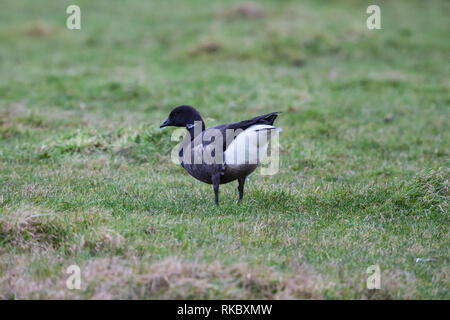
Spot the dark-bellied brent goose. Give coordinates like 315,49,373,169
160,105,281,205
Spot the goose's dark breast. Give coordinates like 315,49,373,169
181,163,215,184
221,164,258,184
181,162,258,185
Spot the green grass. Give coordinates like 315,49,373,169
0,0,449,299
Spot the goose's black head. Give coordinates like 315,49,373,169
160,105,205,131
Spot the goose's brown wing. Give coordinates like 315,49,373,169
209,112,280,151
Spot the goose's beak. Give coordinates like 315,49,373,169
160,118,170,128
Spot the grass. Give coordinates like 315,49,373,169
0,0,449,299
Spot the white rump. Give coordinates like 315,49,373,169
224,124,281,166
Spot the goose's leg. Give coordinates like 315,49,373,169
238,177,246,201
212,173,220,206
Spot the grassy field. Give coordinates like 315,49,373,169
0,0,448,299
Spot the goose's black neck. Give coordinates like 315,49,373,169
186,120,205,141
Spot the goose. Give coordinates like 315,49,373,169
160,105,281,205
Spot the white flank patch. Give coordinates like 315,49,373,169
224,124,281,165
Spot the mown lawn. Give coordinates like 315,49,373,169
0,0,448,299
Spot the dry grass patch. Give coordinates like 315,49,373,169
223,2,266,20
190,41,222,55
27,22,59,38
0,255,329,299
0,102,45,139
0,206,124,254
